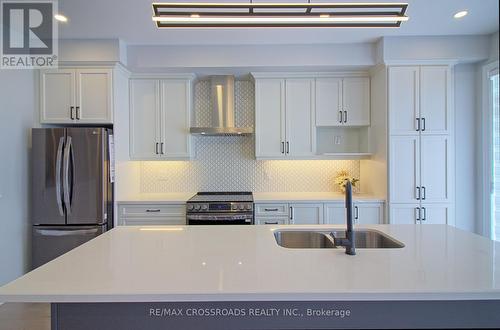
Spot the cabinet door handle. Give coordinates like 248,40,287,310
75,106,80,120
289,206,293,220
70,106,75,120
421,186,426,200
415,207,421,221
343,110,348,123
421,207,426,221
339,111,343,123
264,221,279,225
264,208,279,212
415,186,421,200
155,142,159,155
286,141,290,154
354,205,359,220
146,209,161,213
416,118,420,131
421,117,426,131
160,142,164,155
281,142,285,154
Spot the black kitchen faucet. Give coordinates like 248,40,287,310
332,180,356,255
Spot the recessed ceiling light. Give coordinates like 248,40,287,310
54,14,68,22
453,10,468,19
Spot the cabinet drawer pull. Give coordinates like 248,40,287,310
264,208,279,212
286,141,290,154
416,118,420,131
70,106,75,120
75,106,80,120
416,186,421,200
281,142,284,154
155,143,159,155
264,221,279,225
146,209,161,213
354,205,359,220
289,206,293,220
339,111,343,123
421,207,426,221
415,207,421,221
160,142,164,155
343,110,347,123
421,186,426,200
421,117,426,131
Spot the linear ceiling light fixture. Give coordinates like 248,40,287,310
152,2,409,28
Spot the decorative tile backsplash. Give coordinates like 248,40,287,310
140,79,360,193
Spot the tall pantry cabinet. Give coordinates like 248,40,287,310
388,66,454,225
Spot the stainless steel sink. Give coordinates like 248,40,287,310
274,229,404,249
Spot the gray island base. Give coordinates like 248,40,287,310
51,300,500,329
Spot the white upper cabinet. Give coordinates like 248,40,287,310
315,76,370,127
315,78,342,126
389,66,450,135
342,77,370,126
255,79,286,158
285,79,315,157
40,68,113,124
129,77,193,160
254,77,314,159
130,79,161,159
40,69,75,123
388,66,419,135
160,80,192,159
75,69,113,123
419,66,449,134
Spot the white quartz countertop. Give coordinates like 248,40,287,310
117,192,384,204
1,225,499,303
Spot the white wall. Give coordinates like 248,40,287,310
0,70,36,286
127,43,375,72
382,35,491,63
454,64,479,232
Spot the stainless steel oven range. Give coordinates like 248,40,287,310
186,192,254,225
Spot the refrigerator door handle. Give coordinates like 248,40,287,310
35,228,99,236
63,136,73,215
55,137,65,216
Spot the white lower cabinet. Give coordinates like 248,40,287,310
324,202,383,225
255,217,289,225
255,201,383,225
118,204,186,225
289,203,323,225
389,203,449,225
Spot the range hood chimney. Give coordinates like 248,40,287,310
190,76,253,136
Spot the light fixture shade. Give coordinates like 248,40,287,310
152,2,409,28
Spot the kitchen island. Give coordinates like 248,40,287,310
0,224,499,329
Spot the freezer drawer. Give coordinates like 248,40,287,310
32,225,106,269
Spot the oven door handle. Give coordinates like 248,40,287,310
187,214,253,221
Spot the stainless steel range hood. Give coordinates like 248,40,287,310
190,76,253,136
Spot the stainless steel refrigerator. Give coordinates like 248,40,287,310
31,128,113,268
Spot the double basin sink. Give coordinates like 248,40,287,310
274,229,404,249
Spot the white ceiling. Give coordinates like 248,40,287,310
58,0,499,45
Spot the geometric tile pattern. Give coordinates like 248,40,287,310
141,79,360,193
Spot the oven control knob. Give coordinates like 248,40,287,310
238,204,245,210
245,204,252,211
194,204,201,211
231,204,238,210
201,204,208,211
187,204,194,211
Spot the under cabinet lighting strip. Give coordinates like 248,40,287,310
152,2,409,28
